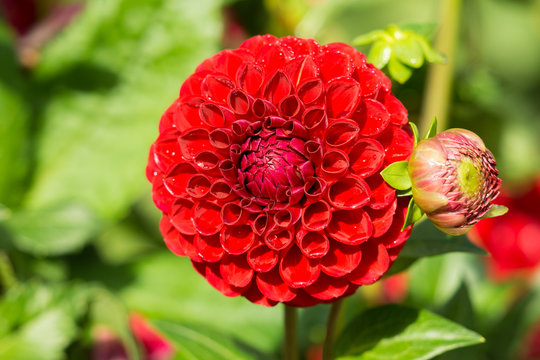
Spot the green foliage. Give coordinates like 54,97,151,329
381,161,412,191
334,305,484,360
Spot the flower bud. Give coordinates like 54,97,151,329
408,128,502,235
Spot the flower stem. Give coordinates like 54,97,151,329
322,299,344,360
284,305,298,360
419,0,462,134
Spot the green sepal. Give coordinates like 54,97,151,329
424,117,438,139
367,40,392,69
380,161,412,190
402,197,424,230
393,37,424,69
418,37,446,64
387,56,413,84
352,30,387,46
409,121,419,146
396,188,413,197
481,205,509,219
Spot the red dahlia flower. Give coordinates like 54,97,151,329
146,35,415,306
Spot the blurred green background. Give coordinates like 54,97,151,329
1,0,540,359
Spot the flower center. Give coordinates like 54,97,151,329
457,157,481,198
238,131,312,202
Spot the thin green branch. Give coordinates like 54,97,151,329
284,305,298,360
323,299,344,360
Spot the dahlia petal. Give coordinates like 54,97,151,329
221,202,244,225
192,201,223,235
365,175,397,210
163,162,198,197
297,229,329,259
325,42,367,67
213,49,247,79
328,208,373,245
170,198,197,235
287,187,305,205
302,107,327,137
320,242,363,277
355,64,382,98
202,74,235,104
284,290,321,307
256,268,297,302
199,103,235,128
304,177,327,201
263,70,293,105
366,198,398,238
317,49,353,82
152,130,182,173
258,43,294,74
304,273,350,300
227,89,251,115
247,243,279,272
243,281,278,307
193,151,220,175
384,93,408,125
328,175,371,210
209,180,235,201
352,98,391,136
221,224,255,255
237,63,264,96
252,213,273,236
205,262,243,297
297,78,324,105
264,115,287,129
348,139,385,178
284,56,319,87
231,120,252,142
178,128,212,160
304,140,323,166
348,242,390,285
279,95,303,118
274,207,302,228
302,200,332,231
159,100,179,132
280,245,321,288
265,227,294,251
387,242,406,262
179,72,207,100
325,77,361,119
186,174,211,199
377,197,412,249
219,254,254,288
239,34,278,54
152,176,174,213
175,97,207,131
279,36,321,57
252,98,278,119
218,159,237,182
209,128,233,152
320,149,349,180
283,119,310,140
160,216,187,257
325,119,359,150
176,232,202,262
194,233,225,262
378,125,414,163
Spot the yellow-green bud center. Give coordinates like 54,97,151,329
457,157,481,198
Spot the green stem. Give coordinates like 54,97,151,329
322,299,344,360
284,305,298,360
0,251,17,292
419,0,462,134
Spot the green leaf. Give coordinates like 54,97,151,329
409,122,419,146
0,22,30,208
393,37,424,69
152,319,261,360
424,117,438,139
380,161,411,191
24,0,224,220
367,40,392,69
402,198,424,230
387,56,413,83
352,30,386,46
480,204,508,219
334,305,484,360
5,202,100,256
399,220,487,258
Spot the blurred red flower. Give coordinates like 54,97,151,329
147,35,414,306
469,176,540,280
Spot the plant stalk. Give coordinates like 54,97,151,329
284,305,298,360
419,0,462,134
322,299,344,360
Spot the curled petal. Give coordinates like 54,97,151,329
320,149,349,180
221,225,255,255
302,200,332,231
193,201,223,235
283,120,310,140
152,176,174,213
256,268,297,302
304,140,323,166
304,177,327,201
227,89,251,115
279,37,322,56
237,63,264,96
325,119,360,150
328,208,373,245
325,77,361,119
163,162,198,197
384,93,408,125
199,103,235,128
274,207,302,228
377,198,412,249
218,159,237,182
352,98,391,136
265,227,294,251
201,262,243,297
263,70,292,105
170,198,197,235
202,74,234,104
348,139,385,178
152,130,182,173
305,273,350,300
252,213,273,236
258,42,293,74
348,242,390,285
247,243,278,272
240,34,278,53
328,175,371,210
297,78,324,105
244,282,278,307
365,175,396,210
279,95,303,118
160,216,186,257
284,56,319,86
320,242,362,277
209,128,233,152
175,97,207,131
367,198,398,238
186,174,211,199
280,245,321,288
317,49,353,82
220,254,254,288
302,107,327,137
231,120,252,142
194,151,220,175
209,180,235,201
356,64,383,98
378,125,415,163
221,202,244,225
194,233,225,262
252,98,278,119
178,128,212,160
297,230,329,259
324,42,367,68
212,49,247,79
